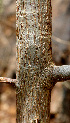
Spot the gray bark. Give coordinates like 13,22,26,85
16,0,70,123
16,0,52,122
50,65,70,83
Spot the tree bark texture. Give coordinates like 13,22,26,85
16,0,53,123
16,0,70,123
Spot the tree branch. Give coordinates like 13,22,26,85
0,65,70,85
0,77,16,83
51,65,70,82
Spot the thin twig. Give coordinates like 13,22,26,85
52,35,70,46
0,77,16,83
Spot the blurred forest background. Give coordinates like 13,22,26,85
0,0,70,123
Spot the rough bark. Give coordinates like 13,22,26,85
16,0,53,122
16,0,70,123
0,0,70,123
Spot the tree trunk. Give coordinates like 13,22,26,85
16,0,53,122
16,0,70,123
